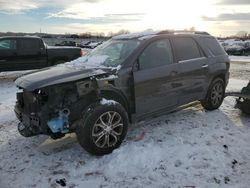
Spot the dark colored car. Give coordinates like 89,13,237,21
225,44,245,56
80,41,103,49
244,41,250,56
14,31,230,155
0,36,83,71
55,41,78,47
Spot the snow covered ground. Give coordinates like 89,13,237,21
230,55,250,63
0,66,250,188
230,56,250,81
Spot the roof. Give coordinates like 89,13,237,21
112,31,158,40
112,30,211,40
0,36,41,40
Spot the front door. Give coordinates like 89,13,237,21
133,38,182,116
0,38,19,71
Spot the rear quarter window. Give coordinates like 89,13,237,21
173,37,202,61
20,39,40,51
203,37,226,56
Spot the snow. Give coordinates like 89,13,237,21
0,67,250,187
113,31,158,40
138,35,157,41
62,55,109,69
100,98,117,105
223,39,245,46
0,70,36,80
230,55,250,63
100,74,118,80
58,55,121,71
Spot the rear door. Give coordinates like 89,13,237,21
17,38,47,70
0,38,18,71
133,38,182,116
172,37,208,104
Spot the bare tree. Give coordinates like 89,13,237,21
184,26,196,31
236,31,248,38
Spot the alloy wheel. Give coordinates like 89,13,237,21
92,111,123,148
211,82,224,106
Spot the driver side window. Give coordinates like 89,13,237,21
0,39,17,50
139,39,173,70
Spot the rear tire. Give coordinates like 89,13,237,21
76,101,128,156
201,78,225,110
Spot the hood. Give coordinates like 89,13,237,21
15,65,109,91
15,55,121,91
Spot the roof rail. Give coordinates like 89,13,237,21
157,30,210,35
157,30,174,35
193,31,210,35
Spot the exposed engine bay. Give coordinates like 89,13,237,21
15,77,102,139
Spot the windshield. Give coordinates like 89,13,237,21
67,39,141,68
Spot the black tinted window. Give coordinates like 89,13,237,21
203,37,226,56
139,39,173,69
173,37,201,61
0,39,17,50
20,39,40,51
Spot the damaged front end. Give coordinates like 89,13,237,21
226,81,250,115
15,78,100,139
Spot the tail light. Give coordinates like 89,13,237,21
80,49,85,56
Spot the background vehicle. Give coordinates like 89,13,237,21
80,41,103,49
0,36,83,71
14,31,229,155
226,81,250,115
55,40,79,47
244,40,250,55
220,39,250,56
225,42,245,55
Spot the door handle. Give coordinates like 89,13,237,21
202,64,208,68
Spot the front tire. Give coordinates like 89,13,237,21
201,78,225,110
76,101,128,156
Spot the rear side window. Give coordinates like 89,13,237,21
203,37,226,56
173,37,202,61
20,39,40,51
139,39,173,70
0,39,17,50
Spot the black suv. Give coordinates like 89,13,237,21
14,31,230,155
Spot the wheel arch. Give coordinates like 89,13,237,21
100,89,131,122
212,73,226,83
208,71,227,87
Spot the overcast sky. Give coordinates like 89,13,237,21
0,0,249,36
